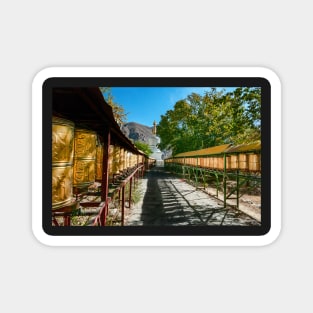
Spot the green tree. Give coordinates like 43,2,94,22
225,87,261,144
134,141,153,156
157,87,261,155
157,100,194,154
99,87,128,126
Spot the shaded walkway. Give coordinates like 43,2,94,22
125,167,260,226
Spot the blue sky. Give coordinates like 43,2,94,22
109,87,236,127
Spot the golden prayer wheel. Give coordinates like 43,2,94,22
239,154,248,171
225,156,231,170
131,154,136,167
125,151,130,169
230,155,238,170
108,145,114,178
52,117,75,209
73,129,97,188
112,146,120,174
248,154,261,172
95,143,103,181
119,148,125,172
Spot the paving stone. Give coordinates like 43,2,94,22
125,167,261,227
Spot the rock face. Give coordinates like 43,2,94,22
121,122,154,144
122,122,164,162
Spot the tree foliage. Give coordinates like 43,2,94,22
134,141,153,156
99,87,128,126
157,87,261,155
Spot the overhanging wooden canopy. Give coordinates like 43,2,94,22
52,87,143,155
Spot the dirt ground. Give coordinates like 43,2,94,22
203,185,261,222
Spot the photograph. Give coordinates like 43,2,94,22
45,76,270,237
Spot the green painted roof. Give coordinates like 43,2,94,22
225,141,261,153
172,142,261,158
174,144,231,157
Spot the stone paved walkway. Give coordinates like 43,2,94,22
125,167,260,226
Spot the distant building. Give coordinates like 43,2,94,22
149,120,163,165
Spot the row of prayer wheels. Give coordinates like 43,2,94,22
166,154,261,172
52,116,144,210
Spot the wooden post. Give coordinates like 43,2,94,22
121,185,125,226
236,169,240,209
223,154,227,208
101,129,111,225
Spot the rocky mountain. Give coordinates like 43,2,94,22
121,122,173,160
121,122,154,143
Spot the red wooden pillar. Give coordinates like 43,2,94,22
128,177,133,208
121,184,125,226
101,129,111,225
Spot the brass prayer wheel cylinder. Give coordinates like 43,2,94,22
125,151,130,169
239,153,248,171
109,145,114,177
248,154,261,172
112,146,120,174
95,143,103,181
52,117,75,209
131,154,136,167
119,148,125,171
73,129,97,188
230,155,238,170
